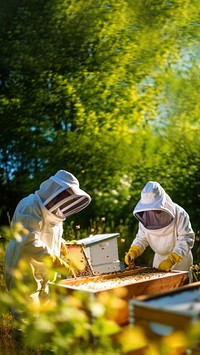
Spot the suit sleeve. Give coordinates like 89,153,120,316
173,206,195,257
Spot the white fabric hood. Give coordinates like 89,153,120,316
35,170,91,218
133,181,176,229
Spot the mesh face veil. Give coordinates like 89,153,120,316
44,188,91,218
35,170,91,219
133,181,175,229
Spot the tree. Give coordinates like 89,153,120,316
0,0,199,238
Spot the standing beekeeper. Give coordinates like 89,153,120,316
125,181,195,281
4,170,91,316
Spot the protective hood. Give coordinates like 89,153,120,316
35,170,91,218
133,181,176,230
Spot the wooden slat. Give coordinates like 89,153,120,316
133,305,193,329
136,280,200,301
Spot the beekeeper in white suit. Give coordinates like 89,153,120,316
125,181,195,281
4,170,91,313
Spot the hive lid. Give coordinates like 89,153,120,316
77,233,120,246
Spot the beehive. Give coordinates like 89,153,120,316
53,268,189,325
66,233,121,275
129,281,200,335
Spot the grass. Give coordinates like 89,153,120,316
0,246,42,355
0,312,37,355
0,255,17,354
0,311,48,354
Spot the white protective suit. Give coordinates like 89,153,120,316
131,181,195,280
4,170,91,307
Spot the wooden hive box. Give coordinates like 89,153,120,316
65,233,121,275
52,268,189,325
129,281,200,335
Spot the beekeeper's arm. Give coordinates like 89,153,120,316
125,223,149,265
158,207,195,271
22,232,76,276
12,210,76,276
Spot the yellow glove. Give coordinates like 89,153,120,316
50,255,77,277
158,252,182,272
124,245,142,265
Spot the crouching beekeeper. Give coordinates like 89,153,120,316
125,181,195,282
4,170,91,320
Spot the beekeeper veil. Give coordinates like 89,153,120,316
36,170,91,218
133,181,176,230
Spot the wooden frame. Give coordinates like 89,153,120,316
52,268,189,325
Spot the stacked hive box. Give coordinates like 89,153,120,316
64,233,121,276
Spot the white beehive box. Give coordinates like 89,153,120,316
77,233,120,275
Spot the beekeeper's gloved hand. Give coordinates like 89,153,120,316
158,252,182,272
124,245,142,265
50,255,77,277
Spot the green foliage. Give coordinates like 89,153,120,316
0,2,200,351
190,263,200,282
0,0,199,264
